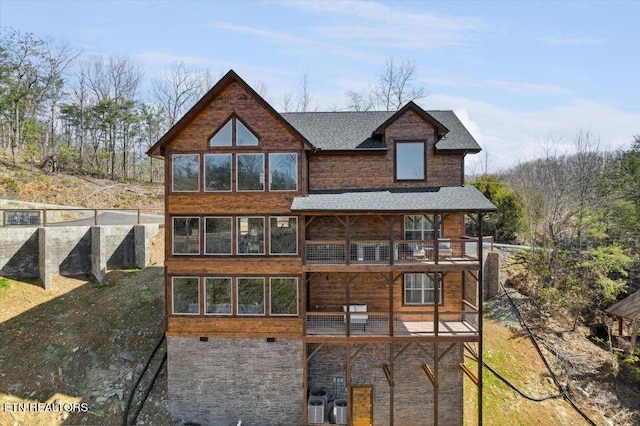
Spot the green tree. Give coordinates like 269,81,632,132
471,175,524,243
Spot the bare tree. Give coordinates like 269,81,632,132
345,89,375,111
280,92,294,112
296,70,318,112
152,61,205,127
374,57,426,111
252,80,269,100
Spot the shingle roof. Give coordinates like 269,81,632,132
291,187,496,213
281,111,392,150
281,109,481,152
606,290,640,320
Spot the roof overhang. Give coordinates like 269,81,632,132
291,186,497,213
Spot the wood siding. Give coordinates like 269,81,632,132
309,109,464,190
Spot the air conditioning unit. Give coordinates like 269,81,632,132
334,399,348,425
308,398,325,424
309,389,328,406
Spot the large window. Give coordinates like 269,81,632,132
237,277,265,315
237,153,264,191
172,277,200,314
270,278,298,316
237,217,264,254
204,154,231,191
209,117,258,146
269,153,298,191
172,154,200,191
205,217,232,255
173,217,200,255
404,215,440,241
404,273,442,305
396,142,425,180
270,217,298,255
205,277,232,315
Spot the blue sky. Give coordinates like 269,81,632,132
2,0,639,172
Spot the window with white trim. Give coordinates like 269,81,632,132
237,217,264,254
270,216,298,255
404,273,442,305
172,154,199,192
270,277,298,316
172,277,200,314
269,153,298,191
404,215,440,241
205,217,232,255
205,277,232,315
204,154,231,191
237,277,265,315
237,153,264,191
173,217,200,255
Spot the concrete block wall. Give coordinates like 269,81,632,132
167,337,303,426
0,227,39,277
484,251,500,299
40,226,91,290
0,224,160,289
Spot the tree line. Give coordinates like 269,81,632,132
473,133,640,326
0,28,426,181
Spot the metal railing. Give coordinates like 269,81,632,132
305,238,481,265
305,309,479,337
0,208,164,227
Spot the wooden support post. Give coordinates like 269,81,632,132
346,345,352,426
433,343,439,426
345,274,351,337
434,272,440,337
390,343,394,426
389,271,394,337
478,211,484,426
618,317,623,337
303,343,308,426
345,215,351,266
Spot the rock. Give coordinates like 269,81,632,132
72,346,80,353
119,351,135,362
116,389,124,400
126,371,133,381
96,397,107,403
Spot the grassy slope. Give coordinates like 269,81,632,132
464,321,589,425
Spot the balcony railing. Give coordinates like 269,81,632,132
305,310,479,338
305,239,480,265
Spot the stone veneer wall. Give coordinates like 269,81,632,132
167,337,303,426
307,343,463,426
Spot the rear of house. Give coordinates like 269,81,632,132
148,70,495,425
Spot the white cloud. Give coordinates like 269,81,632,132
484,80,569,96
281,0,486,50
424,94,640,173
533,33,606,46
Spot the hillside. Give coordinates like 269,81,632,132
0,151,164,210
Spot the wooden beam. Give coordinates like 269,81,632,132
438,343,456,361
630,318,639,354
393,343,412,361
422,364,436,386
382,363,394,387
306,343,324,362
460,363,479,386
351,343,368,360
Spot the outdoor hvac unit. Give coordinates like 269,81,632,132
333,399,348,425
307,397,325,424
309,389,328,406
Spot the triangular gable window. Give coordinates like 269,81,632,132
236,120,258,146
210,121,232,146
209,117,259,147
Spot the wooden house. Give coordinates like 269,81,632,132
148,70,496,425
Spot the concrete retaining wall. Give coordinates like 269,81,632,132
0,224,160,289
167,337,303,425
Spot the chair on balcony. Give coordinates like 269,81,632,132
438,239,453,260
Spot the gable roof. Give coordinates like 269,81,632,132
606,290,640,320
147,70,312,157
291,186,496,213
282,106,481,153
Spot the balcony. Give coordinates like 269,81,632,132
305,308,479,339
304,238,481,266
